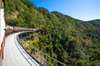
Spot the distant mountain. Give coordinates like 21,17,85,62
4,0,100,66
88,19,100,27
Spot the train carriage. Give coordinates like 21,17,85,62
0,8,5,59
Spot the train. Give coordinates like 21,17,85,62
0,0,40,60
0,8,5,59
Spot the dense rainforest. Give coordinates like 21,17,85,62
4,0,100,66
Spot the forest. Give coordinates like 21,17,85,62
4,0,100,66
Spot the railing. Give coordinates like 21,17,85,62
16,33,40,66
18,32,68,66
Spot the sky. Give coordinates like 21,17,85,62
32,0,100,21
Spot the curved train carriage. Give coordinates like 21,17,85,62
0,8,5,59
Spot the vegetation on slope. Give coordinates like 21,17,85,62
4,0,100,66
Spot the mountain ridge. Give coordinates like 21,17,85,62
4,0,100,66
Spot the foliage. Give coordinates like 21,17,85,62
4,0,100,66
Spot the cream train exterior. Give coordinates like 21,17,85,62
0,8,5,49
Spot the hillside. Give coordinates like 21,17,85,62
4,0,100,66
